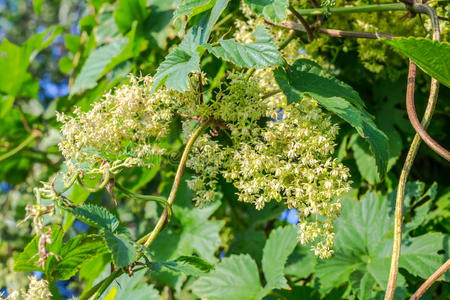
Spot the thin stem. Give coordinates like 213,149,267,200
265,19,396,40
410,259,450,300
406,76,449,161
294,3,409,16
0,130,42,162
385,4,440,299
140,120,212,248
116,182,173,222
76,171,111,193
262,89,282,99
278,33,296,50
80,270,122,300
289,5,314,41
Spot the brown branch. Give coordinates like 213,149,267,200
410,259,450,300
265,19,396,40
289,5,314,41
405,63,450,161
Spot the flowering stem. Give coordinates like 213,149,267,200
0,129,42,162
140,120,212,248
385,4,440,299
410,259,450,300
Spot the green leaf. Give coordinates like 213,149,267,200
261,226,297,290
244,0,289,22
59,56,74,74
205,25,283,68
65,204,119,232
14,226,105,280
114,0,148,34
192,254,263,300
274,59,389,179
172,201,224,262
175,255,215,272
104,229,138,268
153,256,213,277
151,0,229,92
51,235,106,280
351,128,401,184
315,185,448,298
383,38,450,88
33,0,44,15
14,226,64,275
71,38,129,95
174,0,216,20
151,46,200,92
104,270,161,299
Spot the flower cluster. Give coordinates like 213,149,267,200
5,276,52,300
187,82,350,257
57,75,176,180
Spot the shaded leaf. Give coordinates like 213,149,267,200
104,229,138,268
192,254,262,300
114,0,148,34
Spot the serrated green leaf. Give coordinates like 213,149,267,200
104,229,138,268
400,233,446,278
174,0,215,20
13,225,64,275
172,201,224,262
315,185,448,298
151,46,200,92
176,255,214,272
71,38,128,95
14,226,105,280
104,270,161,299
383,38,450,88
51,234,106,280
151,0,228,92
65,204,119,232
192,254,263,300
274,59,389,179
244,0,289,22
205,25,283,68
262,226,298,290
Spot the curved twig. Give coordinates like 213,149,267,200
76,171,111,193
406,74,450,161
410,259,450,300
0,130,42,162
116,182,173,223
